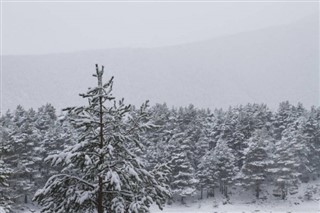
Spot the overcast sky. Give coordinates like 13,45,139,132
1,1,319,55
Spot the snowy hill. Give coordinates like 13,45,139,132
2,15,318,112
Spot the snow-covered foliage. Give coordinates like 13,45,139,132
169,132,198,203
1,83,320,212
33,65,171,213
0,160,11,213
0,104,70,211
235,128,273,198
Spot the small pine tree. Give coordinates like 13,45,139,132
33,65,170,213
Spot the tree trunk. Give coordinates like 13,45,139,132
219,182,223,193
97,72,105,213
97,176,104,213
224,186,228,198
24,194,28,204
281,186,286,200
181,196,184,204
200,187,203,200
255,183,260,199
281,190,285,200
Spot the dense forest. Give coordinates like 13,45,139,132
1,67,320,212
1,100,320,212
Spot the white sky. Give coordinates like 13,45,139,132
1,1,319,55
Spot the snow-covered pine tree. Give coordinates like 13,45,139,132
33,64,170,213
269,122,311,200
5,107,40,205
141,103,172,169
273,101,296,140
0,117,13,212
195,110,214,199
210,137,237,199
197,150,218,199
192,109,212,170
35,120,72,187
236,128,273,199
165,107,200,204
168,132,197,204
35,104,57,132
303,107,320,178
0,159,11,213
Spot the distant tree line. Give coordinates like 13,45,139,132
1,101,320,211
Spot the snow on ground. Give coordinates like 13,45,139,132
19,198,320,213
150,198,320,213
19,180,320,213
150,180,320,213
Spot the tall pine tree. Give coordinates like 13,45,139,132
236,128,273,199
34,65,170,213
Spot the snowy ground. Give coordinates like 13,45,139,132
19,199,320,213
150,180,320,213
19,180,320,213
150,198,320,213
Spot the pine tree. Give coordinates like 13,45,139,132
236,128,273,199
0,111,14,212
212,138,237,198
141,103,172,169
303,107,320,178
35,104,56,131
0,118,13,212
168,132,198,204
195,111,213,199
0,159,11,213
197,150,218,199
34,64,170,213
273,101,295,140
1,106,40,206
269,123,311,200
35,120,72,187
192,109,212,169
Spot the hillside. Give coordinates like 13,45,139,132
2,15,318,112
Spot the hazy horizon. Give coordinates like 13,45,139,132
2,13,319,112
2,1,318,55
1,1,319,113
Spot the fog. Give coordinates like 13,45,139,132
2,1,318,55
1,1,319,113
